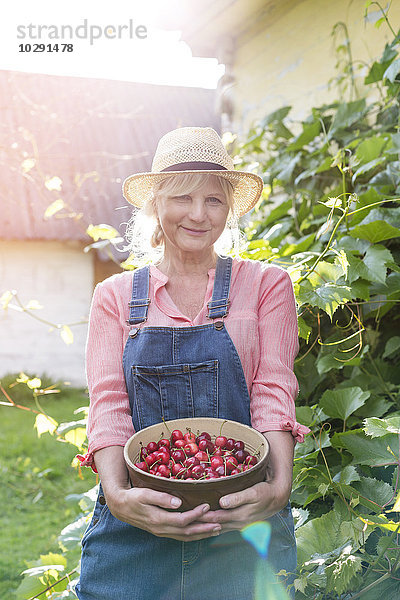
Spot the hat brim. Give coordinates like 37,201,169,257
122,170,264,217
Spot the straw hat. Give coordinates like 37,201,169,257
122,127,264,217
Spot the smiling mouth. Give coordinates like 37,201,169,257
182,226,209,233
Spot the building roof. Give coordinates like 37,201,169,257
0,70,219,242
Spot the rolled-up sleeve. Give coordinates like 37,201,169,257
250,266,310,443
85,281,134,461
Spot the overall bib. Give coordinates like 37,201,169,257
76,256,296,600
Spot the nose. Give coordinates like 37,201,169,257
188,198,207,222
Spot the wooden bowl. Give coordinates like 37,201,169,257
124,417,269,511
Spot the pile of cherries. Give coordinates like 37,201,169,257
134,428,260,480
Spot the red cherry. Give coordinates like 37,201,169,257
157,464,171,477
225,438,235,451
144,453,158,467
184,456,200,468
134,461,149,472
172,463,186,478
184,442,199,457
194,451,209,462
198,439,208,451
234,440,245,451
196,431,212,444
183,431,196,444
245,455,258,466
191,464,205,479
230,468,240,475
210,456,224,469
213,447,223,456
225,456,238,472
149,468,158,475
156,451,170,465
215,465,226,477
171,448,185,462
215,436,227,449
158,438,170,449
235,449,249,463
174,439,185,449
146,441,158,453
171,430,184,443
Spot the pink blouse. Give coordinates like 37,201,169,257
83,257,309,465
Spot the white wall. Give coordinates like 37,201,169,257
0,240,94,387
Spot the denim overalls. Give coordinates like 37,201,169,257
76,256,296,600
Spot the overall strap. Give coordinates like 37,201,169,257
127,267,150,325
207,255,232,319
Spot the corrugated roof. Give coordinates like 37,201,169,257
0,70,219,242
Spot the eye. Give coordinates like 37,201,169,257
172,195,191,202
207,196,223,204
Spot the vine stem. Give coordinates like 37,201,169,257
297,206,349,284
9,292,87,329
367,1,396,37
347,572,391,599
26,568,77,600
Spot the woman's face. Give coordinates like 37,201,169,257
155,176,230,257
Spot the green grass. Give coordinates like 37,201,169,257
0,375,95,599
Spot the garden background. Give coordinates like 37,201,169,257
1,1,400,598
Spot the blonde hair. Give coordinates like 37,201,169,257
124,173,246,265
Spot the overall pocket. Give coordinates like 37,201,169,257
131,360,219,430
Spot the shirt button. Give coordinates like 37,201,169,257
99,495,106,506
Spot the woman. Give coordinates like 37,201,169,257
76,127,309,600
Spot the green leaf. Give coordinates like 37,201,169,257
261,106,291,126
365,60,395,84
60,325,74,345
355,135,388,163
86,223,120,241
258,198,292,227
58,515,88,550
330,99,367,134
298,317,312,342
287,120,321,151
363,244,393,283
383,336,400,358
332,430,399,466
320,387,370,421
275,154,301,183
364,416,400,437
351,220,400,243
325,549,363,595
346,254,370,283
15,576,48,600
296,280,354,319
34,413,58,437
332,465,360,485
351,476,394,508
296,509,364,565
383,57,400,83
308,260,345,285
352,157,386,182
359,571,400,599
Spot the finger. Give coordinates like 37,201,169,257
219,483,263,509
169,503,211,528
136,488,183,510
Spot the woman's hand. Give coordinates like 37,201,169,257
107,486,222,541
197,430,295,533
196,479,290,533
92,445,221,541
